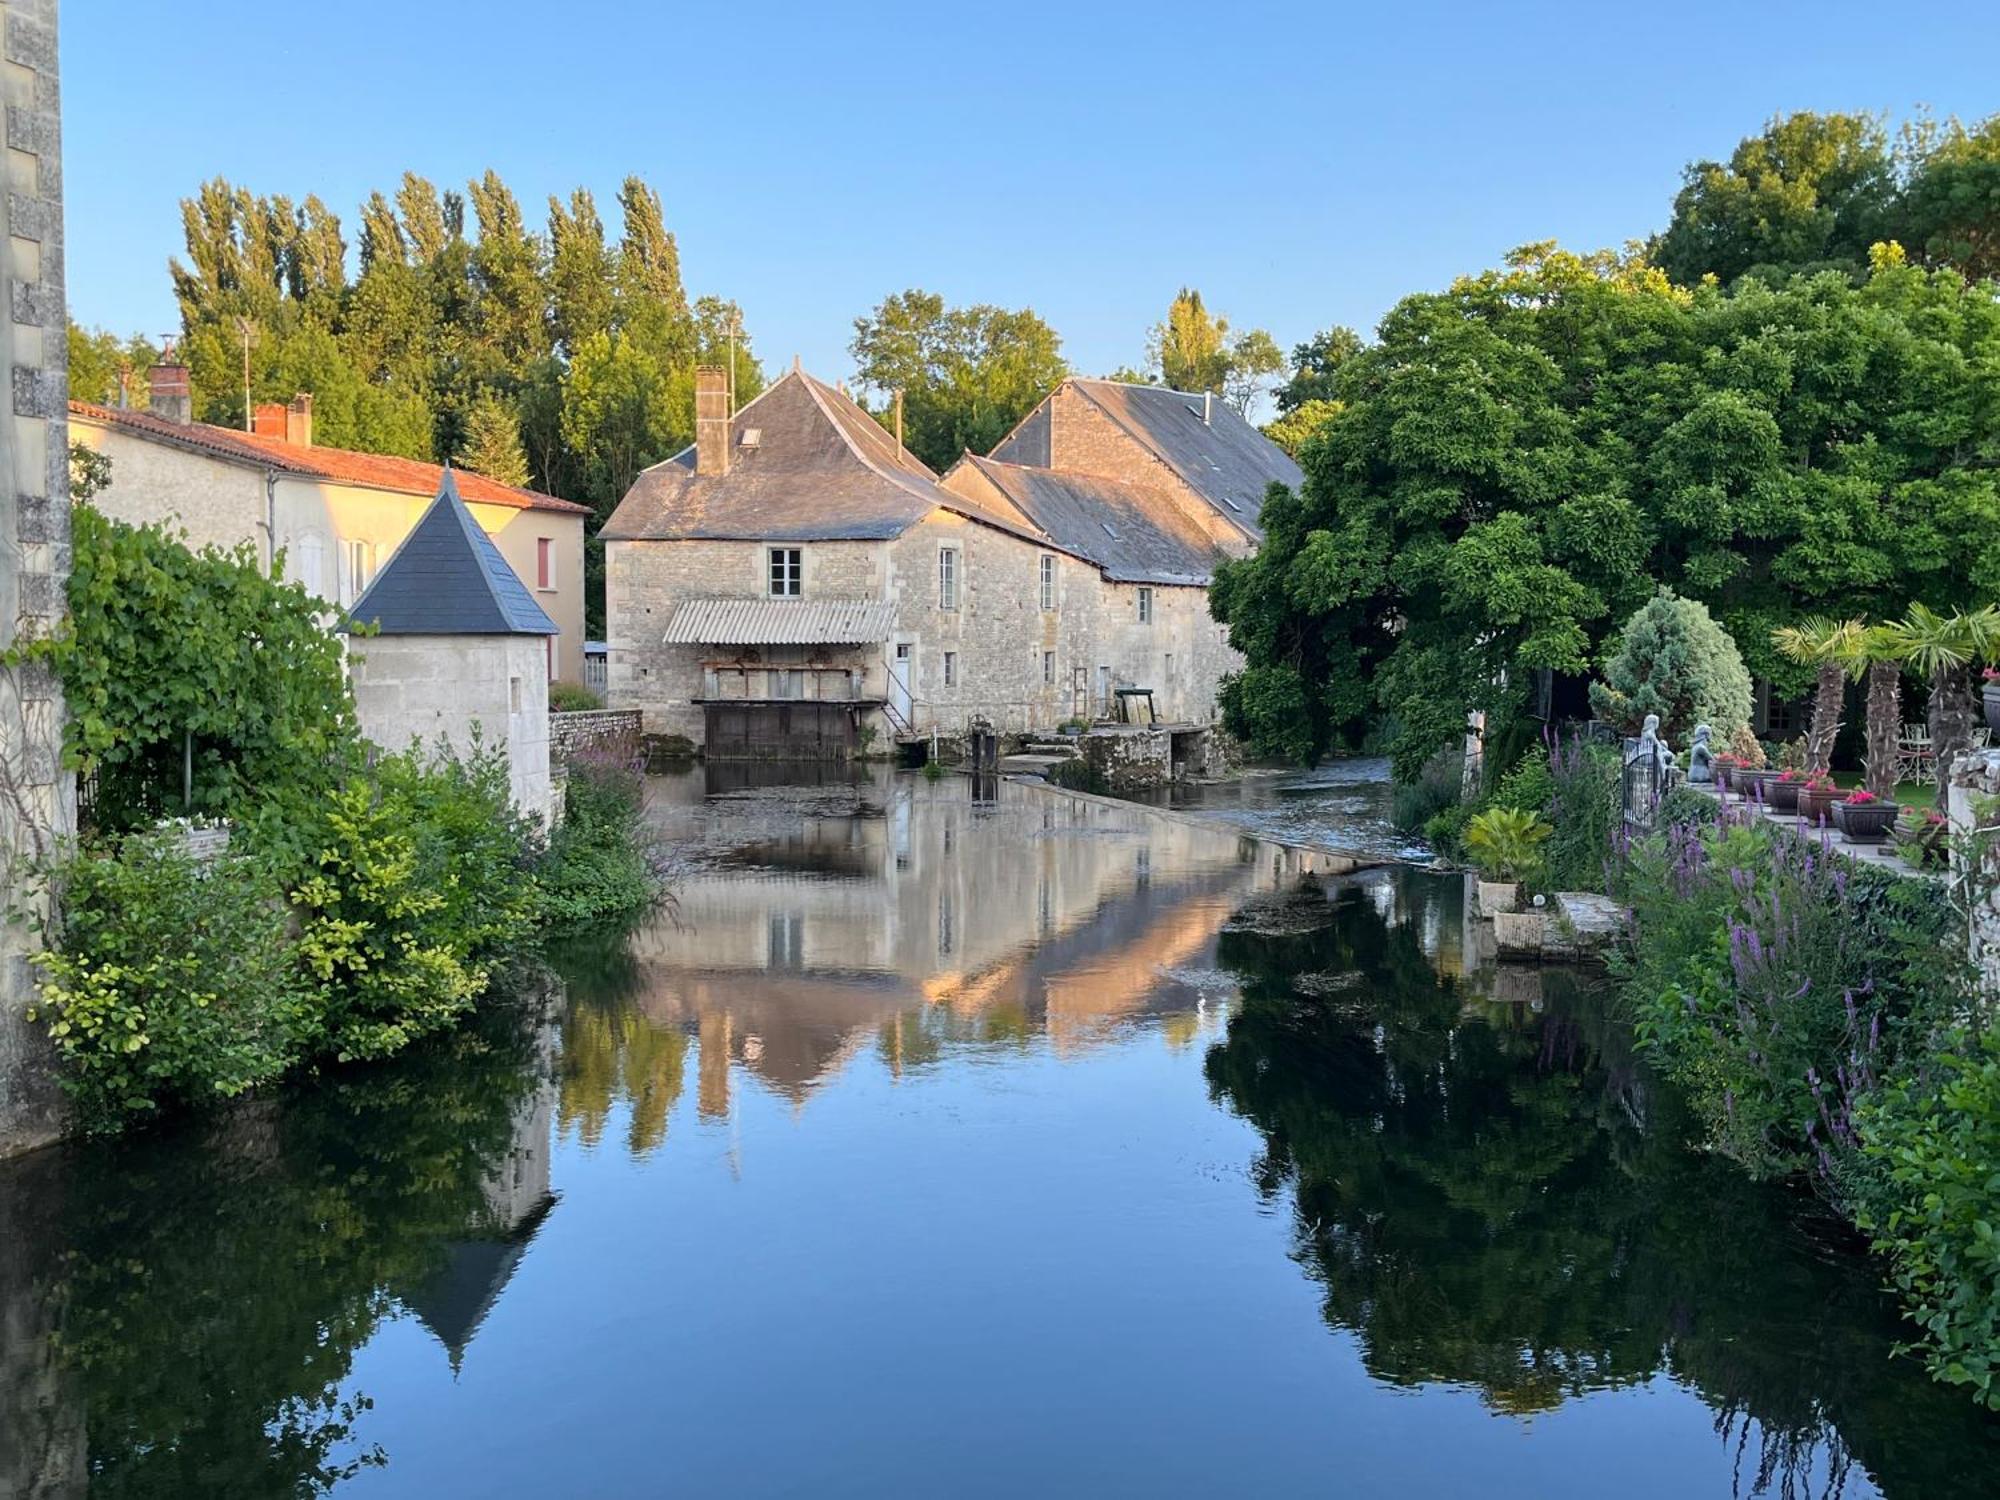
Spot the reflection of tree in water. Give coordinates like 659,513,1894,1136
9,981,556,1498
1207,884,2000,1499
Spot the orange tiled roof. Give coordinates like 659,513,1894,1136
69,400,590,515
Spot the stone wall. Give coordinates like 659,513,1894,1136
549,708,641,766
348,632,554,825
1946,747,2000,1004
0,0,69,1158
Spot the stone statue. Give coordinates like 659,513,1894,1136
1627,713,1676,771
1686,723,1714,783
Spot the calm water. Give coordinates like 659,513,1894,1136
4,765,1998,1498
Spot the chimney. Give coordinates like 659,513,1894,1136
893,389,904,452
1202,390,1213,426
252,402,287,438
285,392,313,447
146,357,192,425
694,364,731,477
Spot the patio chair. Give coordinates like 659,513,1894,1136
1895,722,1934,786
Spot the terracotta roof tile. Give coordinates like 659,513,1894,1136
68,400,589,515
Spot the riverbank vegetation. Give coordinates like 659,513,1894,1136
6,507,663,1133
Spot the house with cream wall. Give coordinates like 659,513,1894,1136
69,373,590,682
603,365,1292,757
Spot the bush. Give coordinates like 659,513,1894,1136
535,755,658,929
30,828,311,1129
1392,748,1463,833
1463,806,1551,881
1857,1028,2000,1412
549,681,603,712
1655,782,1719,835
292,743,536,1062
1492,752,1555,817
1589,589,1752,747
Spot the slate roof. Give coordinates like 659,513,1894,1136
663,597,899,645
401,1193,556,1372
599,370,1039,544
945,456,1228,586
345,471,558,635
69,400,589,515
993,379,1302,539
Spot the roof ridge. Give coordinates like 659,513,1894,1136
795,372,944,523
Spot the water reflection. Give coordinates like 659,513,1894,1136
1205,877,2000,1497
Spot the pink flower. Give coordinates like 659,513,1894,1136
1847,789,1878,805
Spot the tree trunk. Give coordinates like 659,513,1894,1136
1863,659,1901,798
1931,662,1977,793
1805,662,1844,775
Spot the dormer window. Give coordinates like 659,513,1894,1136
768,546,802,597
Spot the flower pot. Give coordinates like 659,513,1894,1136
1733,768,1776,802
1477,880,1520,917
1832,798,1900,844
1984,682,2000,735
1796,784,1847,826
1766,776,1804,814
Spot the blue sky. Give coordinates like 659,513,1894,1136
63,1,2000,389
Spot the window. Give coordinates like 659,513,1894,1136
347,539,372,601
1039,554,1056,611
938,547,960,610
1043,651,1055,684
1137,586,1154,624
536,537,554,589
943,651,958,687
768,547,802,597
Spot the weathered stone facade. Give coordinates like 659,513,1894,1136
0,0,70,1158
349,633,554,824
1946,747,2000,1007
549,708,643,766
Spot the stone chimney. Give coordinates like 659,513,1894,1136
694,364,730,477
252,402,287,438
146,357,192,425
1202,390,1213,426
285,392,313,447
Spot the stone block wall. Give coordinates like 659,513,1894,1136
1946,747,2000,1006
549,708,642,766
0,0,69,1158
349,632,554,825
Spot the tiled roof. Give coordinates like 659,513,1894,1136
599,370,1043,545
995,379,1301,539
948,457,1227,586
69,400,589,515
344,471,558,636
662,596,898,645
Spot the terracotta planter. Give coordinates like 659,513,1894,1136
1984,683,2000,735
1796,784,1847,826
1766,776,1805,813
1832,798,1900,843
1477,880,1520,917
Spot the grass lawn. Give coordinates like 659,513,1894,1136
1829,771,1938,811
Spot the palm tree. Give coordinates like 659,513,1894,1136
1855,626,1904,799
1886,603,2000,792
1772,616,1864,776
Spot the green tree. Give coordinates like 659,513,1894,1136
1902,113,2000,281
1149,286,1229,393
457,389,530,487
1885,603,2000,792
1589,590,1752,745
1771,615,1865,776
68,322,159,408
1261,397,1341,459
1653,111,1901,285
848,289,1067,471
1276,325,1363,412
547,187,613,357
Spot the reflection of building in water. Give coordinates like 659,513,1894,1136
404,1001,560,1371
611,778,1372,1114
0,1150,87,1499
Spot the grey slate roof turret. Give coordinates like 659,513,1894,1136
344,469,557,636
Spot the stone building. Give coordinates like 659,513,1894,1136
0,0,72,1162
345,472,558,824
70,384,590,682
603,366,1297,756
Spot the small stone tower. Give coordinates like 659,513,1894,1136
343,470,558,824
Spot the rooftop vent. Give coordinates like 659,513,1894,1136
740,428,762,448
1101,522,1119,539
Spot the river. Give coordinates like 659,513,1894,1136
2,762,1996,1498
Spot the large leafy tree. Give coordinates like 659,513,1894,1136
1145,287,1285,412
849,289,1067,471
1212,242,2000,776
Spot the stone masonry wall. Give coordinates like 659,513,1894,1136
0,0,70,1158
1946,746,2000,1006
549,708,642,765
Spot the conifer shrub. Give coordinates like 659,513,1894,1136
1590,590,1752,747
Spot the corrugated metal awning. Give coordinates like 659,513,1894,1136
662,597,897,646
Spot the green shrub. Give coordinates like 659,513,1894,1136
1492,752,1555,817
1544,737,1622,892
1655,782,1719,835
1392,749,1463,833
1858,1028,2000,1411
292,744,535,1062
549,680,603,712
1589,589,1753,747
536,757,658,929
1463,806,1551,881
30,828,311,1129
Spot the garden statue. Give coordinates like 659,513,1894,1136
1627,713,1676,771
1686,723,1714,783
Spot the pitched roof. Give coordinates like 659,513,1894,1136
599,370,1040,544
946,456,1227,586
663,597,899,645
69,400,589,515
345,471,558,635
997,379,1301,539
